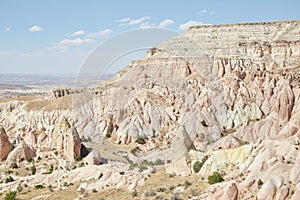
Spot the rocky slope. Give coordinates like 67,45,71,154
0,20,300,199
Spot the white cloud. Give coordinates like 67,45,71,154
114,17,131,23
128,16,149,25
55,38,96,47
5,27,11,32
116,16,150,26
158,19,175,28
87,29,113,38
139,22,155,29
179,20,204,30
28,25,43,32
66,30,86,37
199,9,216,15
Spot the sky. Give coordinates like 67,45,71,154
1,0,300,74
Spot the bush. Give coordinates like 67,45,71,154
257,179,263,187
12,163,18,169
81,137,92,142
30,165,36,175
5,176,14,183
27,157,34,163
154,159,164,165
34,184,45,189
17,185,22,193
130,147,141,154
184,180,192,189
145,189,156,197
201,120,208,127
157,187,166,192
5,191,17,200
193,155,209,173
136,138,146,145
98,173,103,179
132,190,138,197
193,161,202,173
208,171,224,184
75,155,82,161
78,162,85,168
48,164,54,174
105,133,111,138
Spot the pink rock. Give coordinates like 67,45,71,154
220,182,239,200
0,126,12,161
5,141,36,168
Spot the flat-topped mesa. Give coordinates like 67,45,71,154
157,19,300,70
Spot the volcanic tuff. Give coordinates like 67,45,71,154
0,20,300,199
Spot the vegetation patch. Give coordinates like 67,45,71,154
208,171,224,184
193,155,209,173
5,191,17,200
5,176,14,183
136,138,146,145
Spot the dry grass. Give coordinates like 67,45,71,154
12,169,208,200
24,95,73,111
0,95,37,103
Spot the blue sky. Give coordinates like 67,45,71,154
1,0,300,74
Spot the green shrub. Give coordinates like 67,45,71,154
132,190,138,197
12,163,18,169
105,133,111,138
34,184,45,189
75,155,82,161
5,191,16,200
30,165,36,175
184,180,192,189
193,155,209,173
257,179,263,187
48,164,54,174
98,173,103,179
145,189,156,197
81,137,92,142
130,147,141,154
136,138,146,145
154,159,164,165
201,120,208,127
17,185,22,193
78,162,85,168
27,157,34,163
5,176,14,183
193,161,202,173
208,171,224,184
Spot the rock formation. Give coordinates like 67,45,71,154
0,20,300,199
5,141,36,168
51,116,82,161
0,125,12,161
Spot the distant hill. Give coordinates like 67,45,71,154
0,84,31,90
0,73,113,88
